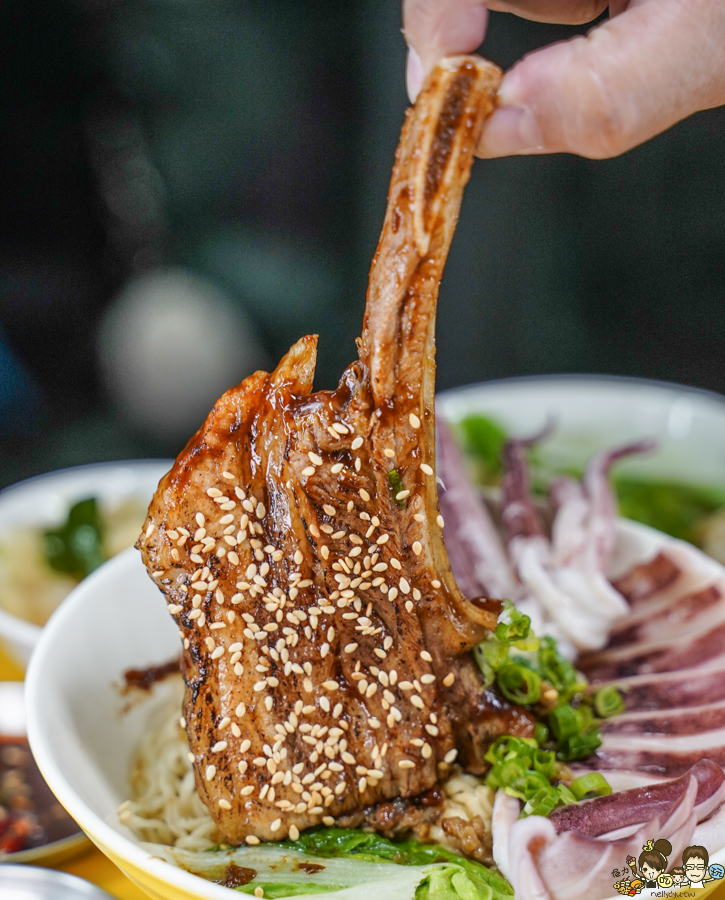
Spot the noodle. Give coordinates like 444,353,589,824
119,686,494,861
119,680,220,851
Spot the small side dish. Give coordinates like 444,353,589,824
0,460,169,665
0,495,147,628
0,736,79,856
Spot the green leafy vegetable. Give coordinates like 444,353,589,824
457,415,508,484
613,477,725,544
143,835,513,900
388,470,408,509
43,497,106,579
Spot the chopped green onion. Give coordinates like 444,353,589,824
556,729,603,762
532,749,557,780
497,663,542,705
593,685,626,718
533,722,549,747
387,470,407,509
483,736,538,769
495,608,531,643
537,637,578,698
521,785,560,818
569,772,612,799
557,784,577,805
548,704,579,741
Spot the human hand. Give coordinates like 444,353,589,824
403,0,725,159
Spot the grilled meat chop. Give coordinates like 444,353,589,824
138,56,533,846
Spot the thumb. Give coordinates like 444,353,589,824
478,0,725,159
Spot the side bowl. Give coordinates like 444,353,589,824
0,459,171,668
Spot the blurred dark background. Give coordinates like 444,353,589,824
1,1,724,487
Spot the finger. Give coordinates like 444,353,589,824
477,0,725,159
486,0,609,24
403,0,488,100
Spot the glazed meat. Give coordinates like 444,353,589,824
138,55,532,846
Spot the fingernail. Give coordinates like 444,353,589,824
406,47,424,103
478,106,543,158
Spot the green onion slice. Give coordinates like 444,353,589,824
593,685,626,718
497,663,541,705
569,772,612,799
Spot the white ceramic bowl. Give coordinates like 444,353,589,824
0,460,171,668
24,523,725,900
21,377,725,899
438,375,725,485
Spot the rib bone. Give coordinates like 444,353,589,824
137,56,531,846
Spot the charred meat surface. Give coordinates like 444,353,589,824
138,56,532,845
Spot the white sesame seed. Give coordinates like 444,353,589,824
289,824,300,840
294,549,304,565
308,451,323,466
396,490,410,500
351,436,363,450
302,466,316,477
344,642,358,653
383,448,395,458
399,759,416,769
443,672,455,686
195,513,205,526
412,541,422,556
222,471,235,480
421,673,436,684
212,741,228,753
410,696,425,710
323,504,336,516
331,463,344,474
207,488,223,498
409,413,421,429
420,463,434,476
219,798,232,810
420,650,432,662
320,545,329,560
246,835,261,845
144,523,155,538
444,749,458,764
376,534,389,545
270,818,281,832
323,681,339,691
437,515,445,528
205,765,216,781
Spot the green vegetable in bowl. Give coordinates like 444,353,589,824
473,603,623,766
457,415,507,485
43,497,106,580
144,831,513,900
455,412,725,550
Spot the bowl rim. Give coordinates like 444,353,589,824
437,372,725,409
24,548,245,900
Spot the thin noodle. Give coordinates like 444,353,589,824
119,687,493,855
